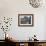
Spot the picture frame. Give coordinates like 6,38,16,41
18,14,34,26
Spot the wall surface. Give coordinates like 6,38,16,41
0,0,46,40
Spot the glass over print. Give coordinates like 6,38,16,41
18,14,34,26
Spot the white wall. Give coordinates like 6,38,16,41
0,0,46,40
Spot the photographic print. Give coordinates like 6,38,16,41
18,14,34,26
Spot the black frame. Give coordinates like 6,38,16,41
18,14,34,27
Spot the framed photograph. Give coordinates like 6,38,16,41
18,14,34,26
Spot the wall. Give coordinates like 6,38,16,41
0,0,46,40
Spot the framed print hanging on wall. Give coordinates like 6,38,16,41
18,14,34,27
